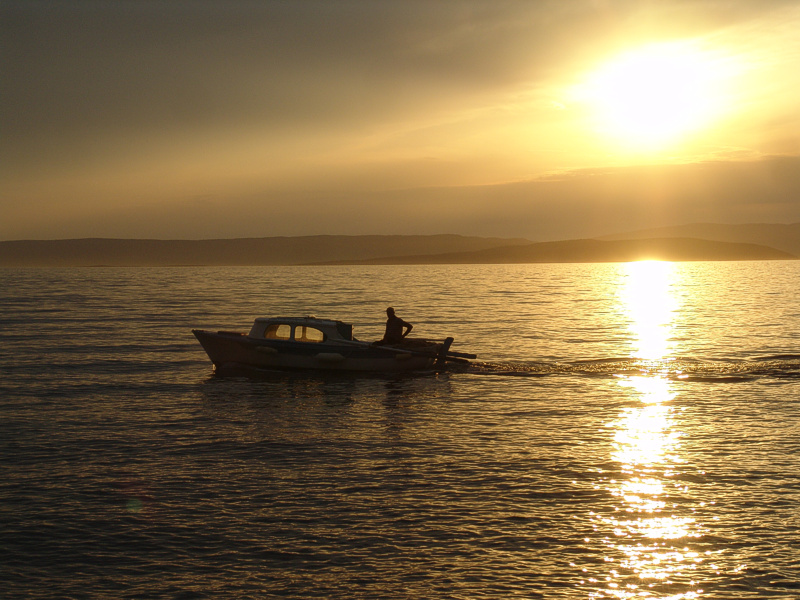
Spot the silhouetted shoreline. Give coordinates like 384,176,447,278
1,224,797,267
315,237,795,265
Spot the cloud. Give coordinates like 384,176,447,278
2,1,800,239
4,155,799,240
10,0,786,143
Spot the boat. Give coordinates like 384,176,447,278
192,316,477,373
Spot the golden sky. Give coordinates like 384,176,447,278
2,0,800,240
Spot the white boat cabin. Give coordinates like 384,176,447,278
247,317,355,344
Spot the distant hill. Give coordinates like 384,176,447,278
601,223,800,256
317,237,795,265
1,229,795,267
0,235,531,267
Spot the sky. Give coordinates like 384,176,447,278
3,0,800,241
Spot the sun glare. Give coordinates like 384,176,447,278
621,261,678,360
578,42,730,150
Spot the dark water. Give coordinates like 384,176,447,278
1,263,799,599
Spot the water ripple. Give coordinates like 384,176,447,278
2,264,799,599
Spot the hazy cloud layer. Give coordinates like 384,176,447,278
6,156,799,241
3,1,800,239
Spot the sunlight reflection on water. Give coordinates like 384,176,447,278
593,261,705,599
620,261,679,361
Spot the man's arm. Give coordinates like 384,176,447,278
402,321,413,337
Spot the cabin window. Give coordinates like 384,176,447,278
264,324,292,340
295,326,325,343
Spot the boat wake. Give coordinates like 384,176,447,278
208,354,800,384
465,354,800,382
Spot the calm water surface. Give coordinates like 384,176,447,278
1,262,799,599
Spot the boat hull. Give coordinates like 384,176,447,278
192,330,439,373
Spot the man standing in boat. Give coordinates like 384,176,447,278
380,307,413,345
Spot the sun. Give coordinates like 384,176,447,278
578,42,728,150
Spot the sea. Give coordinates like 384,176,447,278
1,261,798,600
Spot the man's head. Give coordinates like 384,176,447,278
386,307,395,317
